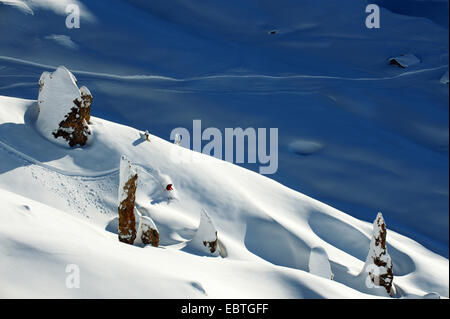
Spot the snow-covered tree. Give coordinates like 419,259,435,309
363,212,394,296
118,155,138,244
308,247,334,280
190,209,219,255
37,66,93,147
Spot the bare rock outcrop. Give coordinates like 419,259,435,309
118,155,138,244
363,212,394,296
37,66,92,147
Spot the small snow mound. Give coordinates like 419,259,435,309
423,292,440,299
308,247,334,280
288,140,323,156
45,34,78,50
388,54,421,68
440,70,449,85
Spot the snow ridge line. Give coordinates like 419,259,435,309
0,55,448,83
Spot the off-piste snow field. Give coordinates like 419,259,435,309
0,0,448,298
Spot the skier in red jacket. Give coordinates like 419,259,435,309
166,183,175,202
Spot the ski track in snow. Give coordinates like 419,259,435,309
0,137,162,183
0,55,448,84
0,138,119,179
0,142,115,217
0,82,37,90
0,138,159,217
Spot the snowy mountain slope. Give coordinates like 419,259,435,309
0,94,448,298
0,189,378,299
0,0,448,257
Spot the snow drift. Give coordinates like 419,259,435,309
308,247,334,280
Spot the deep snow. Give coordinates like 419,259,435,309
0,0,448,257
0,0,448,298
0,95,448,298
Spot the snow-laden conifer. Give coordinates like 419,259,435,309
363,212,394,296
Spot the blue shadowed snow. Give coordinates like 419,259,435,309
373,0,449,28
